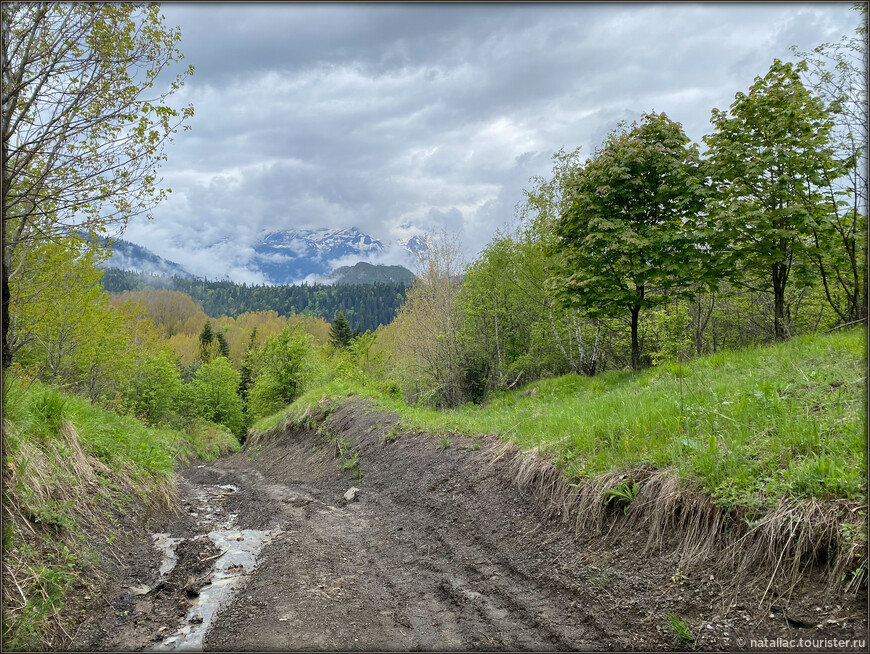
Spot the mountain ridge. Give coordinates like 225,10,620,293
97,227,423,285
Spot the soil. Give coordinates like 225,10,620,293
71,397,868,651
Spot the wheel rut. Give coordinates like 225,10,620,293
70,399,869,651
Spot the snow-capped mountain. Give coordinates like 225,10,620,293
399,235,430,254
253,227,384,284
97,226,428,286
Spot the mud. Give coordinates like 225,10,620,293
72,398,868,651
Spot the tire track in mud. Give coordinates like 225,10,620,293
196,416,610,652
72,399,869,651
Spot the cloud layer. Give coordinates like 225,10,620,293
122,2,861,281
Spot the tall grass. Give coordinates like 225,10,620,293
283,328,866,511
1,373,240,650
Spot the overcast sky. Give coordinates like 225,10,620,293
122,2,862,283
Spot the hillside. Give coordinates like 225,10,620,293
100,269,410,332
69,329,867,651
97,235,196,279
267,328,867,595
1,374,240,650
329,261,415,285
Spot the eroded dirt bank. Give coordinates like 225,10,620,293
72,398,868,651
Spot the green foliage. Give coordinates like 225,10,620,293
458,229,585,399
2,555,77,651
286,329,865,510
792,9,868,324
10,236,131,400
2,2,194,369
333,436,361,478
192,357,246,437
388,231,467,407
101,270,409,333
647,301,694,365
330,312,354,349
551,112,715,369
247,326,314,420
1,372,239,651
666,613,694,643
121,351,185,427
704,59,850,340
197,321,230,363
605,480,640,513
338,452,361,478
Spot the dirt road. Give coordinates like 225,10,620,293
72,400,868,651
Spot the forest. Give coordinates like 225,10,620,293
101,268,410,333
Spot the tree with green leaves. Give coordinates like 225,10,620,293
192,357,245,437
551,112,712,370
704,59,850,340
390,231,466,405
791,5,868,324
247,326,312,418
1,2,194,368
329,312,354,349
122,350,185,427
518,147,607,376
197,321,229,363
10,234,135,400
238,326,258,405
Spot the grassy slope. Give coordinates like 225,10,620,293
1,374,240,650
267,328,866,513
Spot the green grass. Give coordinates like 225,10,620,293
1,373,240,650
667,612,694,643
282,328,866,512
3,377,240,486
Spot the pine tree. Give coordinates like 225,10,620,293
215,331,230,358
330,312,354,348
198,321,215,362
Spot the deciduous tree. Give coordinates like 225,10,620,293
192,357,245,437
552,112,712,369
1,2,193,368
704,59,850,340
791,6,868,324
391,232,466,405
248,326,312,417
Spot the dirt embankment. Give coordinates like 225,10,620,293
72,397,868,651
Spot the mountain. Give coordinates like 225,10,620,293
251,227,428,285
399,235,429,254
95,226,428,285
95,236,197,279
329,262,415,285
252,227,385,284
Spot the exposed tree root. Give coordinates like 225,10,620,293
505,443,866,600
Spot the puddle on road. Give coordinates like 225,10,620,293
152,534,185,576
153,528,276,651
149,481,280,651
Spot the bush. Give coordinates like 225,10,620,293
191,357,246,437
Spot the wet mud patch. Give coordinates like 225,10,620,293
70,468,278,651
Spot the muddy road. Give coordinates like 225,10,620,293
72,400,868,651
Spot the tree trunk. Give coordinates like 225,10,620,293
2,222,11,369
772,261,787,340
630,304,641,370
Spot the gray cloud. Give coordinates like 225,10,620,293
127,2,862,278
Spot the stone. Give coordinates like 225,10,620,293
343,487,360,502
